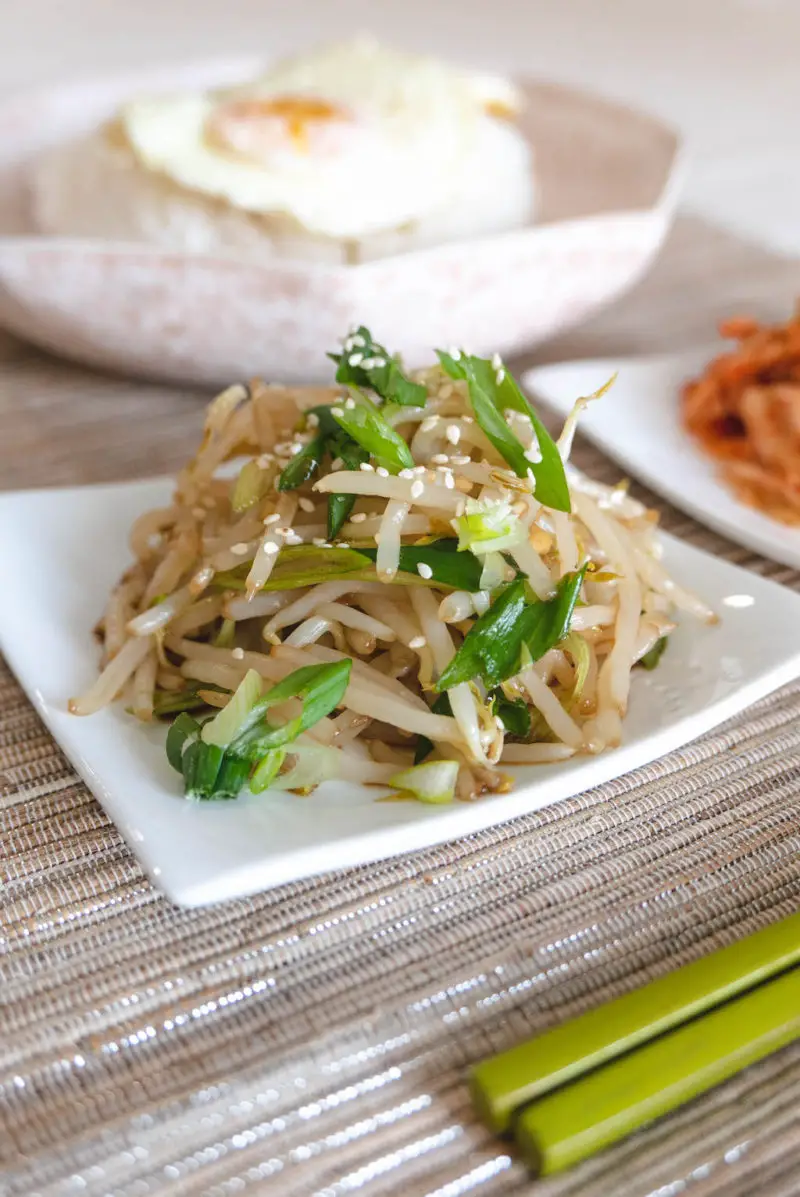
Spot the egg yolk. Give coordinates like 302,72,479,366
206,95,350,160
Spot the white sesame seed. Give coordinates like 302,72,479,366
410,480,425,499
431,453,450,465
331,407,344,418
376,466,390,478
350,512,367,523
263,513,280,525
372,357,387,368
491,352,503,370
495,369,506,385
420,416,439,432
462,415,474,424
337,542,350,549
289,442,303,456
414,465,428,475
399,468,414,479
284,532,304,546
262,541,279,556
312,537,329,547
445,424,461,445
348,352,364,367
359,462,375,473
230,542,250,555
344,397,356,410
231,647,245,661
448,347,461,360
305,413,320,429
408,636,427,649
417,563,433,580
450,455,471,466
298,497,315,513
443,473,455,489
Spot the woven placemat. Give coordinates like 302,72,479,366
3,217,800,1196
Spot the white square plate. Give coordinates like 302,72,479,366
2,477,800,907
524,350,800,571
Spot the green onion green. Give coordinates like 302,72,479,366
437,350,570,511
329,326,427,408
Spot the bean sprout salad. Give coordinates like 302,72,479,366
71,329,715,804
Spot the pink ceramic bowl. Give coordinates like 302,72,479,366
0,58,683,385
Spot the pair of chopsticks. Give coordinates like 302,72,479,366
470,913,800,1174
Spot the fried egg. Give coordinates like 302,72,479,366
119,38,529,240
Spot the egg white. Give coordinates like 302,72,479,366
120,39,529,240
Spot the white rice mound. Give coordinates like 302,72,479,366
31,118,535,266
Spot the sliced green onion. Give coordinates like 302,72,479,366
638,635,669,670
361,540,485,591
215,545,373,591
434,579,530,692
414,693,453,764
270,742,343,791
201,668,263,749
389,759,459,804
435,567,587,692
277,434,326,492
232,459,274,511
213,618,236,648
216,540,485,594
166,712,201,772
330,394,414,473
154,685,217,718
233,659,352,756
437,350,570,511
183,739,226,800
329,326,427,408
453,497,525,555
479,551,510,592
250,748,287,794
562,631,591,707
517,567,587,664
493,692,532,739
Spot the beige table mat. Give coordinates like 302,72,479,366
2,217,800,1197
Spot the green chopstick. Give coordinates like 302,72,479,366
514,963,800,1174
470,911,800,1133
